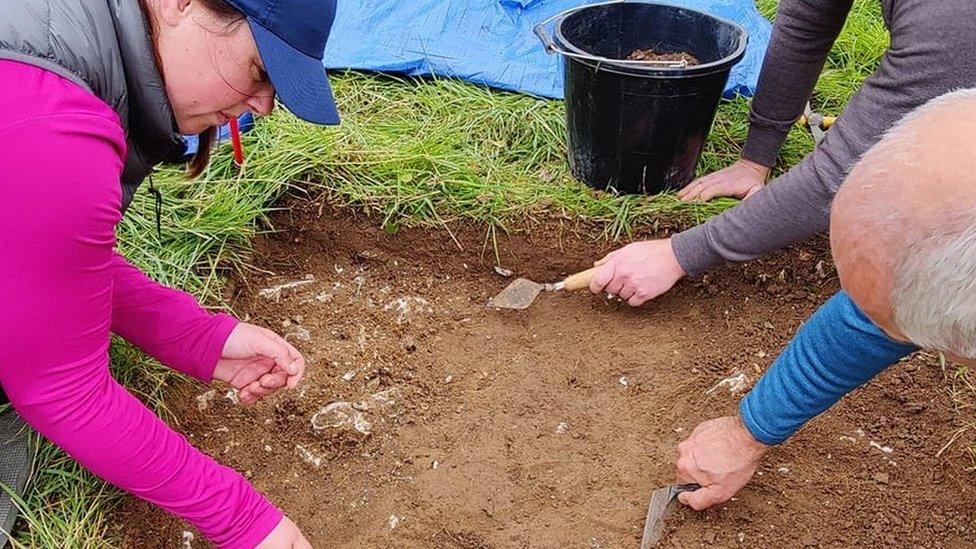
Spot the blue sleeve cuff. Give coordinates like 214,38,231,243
740,397,786,446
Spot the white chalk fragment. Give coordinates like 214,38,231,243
285,326,312,342
295,444,323,468
869,441,894,454
258,275,315,301
196,389,217,411
706,371,750,396
383,296,432,324
311,402,372,435
371,388,401,407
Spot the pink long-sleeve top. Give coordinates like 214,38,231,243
0,59,282,547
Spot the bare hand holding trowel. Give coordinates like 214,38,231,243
642,416,769,546
673,416,769,510
489,240,682,310
588,239,686,307
488,266,601,309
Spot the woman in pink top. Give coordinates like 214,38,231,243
0,0,341,546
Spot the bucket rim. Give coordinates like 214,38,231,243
550,0,748,77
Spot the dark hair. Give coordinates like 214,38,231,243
138,0,246,178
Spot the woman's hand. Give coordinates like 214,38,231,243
213,323,306,405
257,516,312,549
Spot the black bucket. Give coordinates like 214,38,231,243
535,2,747,194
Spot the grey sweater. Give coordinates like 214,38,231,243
671,0,976,276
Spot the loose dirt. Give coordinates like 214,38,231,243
626,49,700,66
119,202,976,548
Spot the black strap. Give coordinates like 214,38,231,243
147,173,163,239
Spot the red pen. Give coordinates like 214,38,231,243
229,117,245,166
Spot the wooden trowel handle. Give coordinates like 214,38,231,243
562,266,601,291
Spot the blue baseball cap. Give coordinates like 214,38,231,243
225,0,340,125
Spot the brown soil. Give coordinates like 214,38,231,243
626,49,700,66
118,202,976,548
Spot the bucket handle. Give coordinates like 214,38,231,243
532,1,689,69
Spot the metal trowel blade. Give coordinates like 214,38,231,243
640,483,699,548
488,278,543,309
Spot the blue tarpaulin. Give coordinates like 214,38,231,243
187,0,771,154
324,0,772,99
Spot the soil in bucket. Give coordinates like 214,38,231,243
626,49,700,65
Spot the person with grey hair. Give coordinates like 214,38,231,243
670,88,976,511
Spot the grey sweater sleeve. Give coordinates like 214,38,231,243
672,0,976,277
740,0,853,168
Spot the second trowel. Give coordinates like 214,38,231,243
640,483,700,548
488,266,600,310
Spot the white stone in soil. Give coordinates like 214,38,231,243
196,389,218,411
383,296,432,324
705,371,750,395
295,444,323,468
311,402,372,435
258,275,315,301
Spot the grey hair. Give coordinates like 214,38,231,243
892,219,976,358
882,87,976,137
861,87,976,358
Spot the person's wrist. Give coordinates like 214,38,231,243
663,238,687,278
739,158,771,179
734,413,771,458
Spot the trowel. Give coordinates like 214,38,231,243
487,266,600,310
640,483,700,548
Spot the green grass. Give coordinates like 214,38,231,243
12,0,890,546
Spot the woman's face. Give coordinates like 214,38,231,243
153,0,276,134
